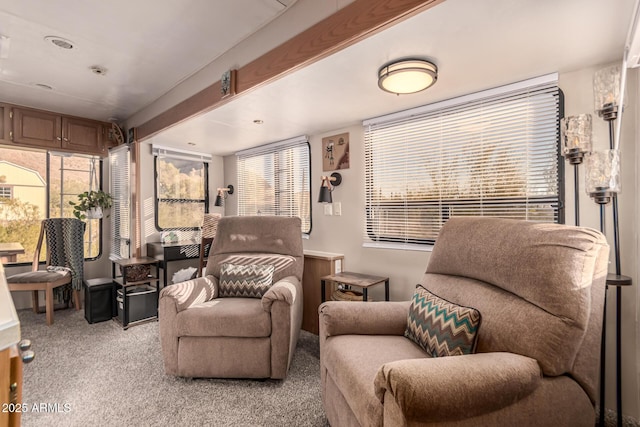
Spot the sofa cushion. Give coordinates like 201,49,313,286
176,297,271,337
219,263,275,298
323,335,428,427
405,285,481,357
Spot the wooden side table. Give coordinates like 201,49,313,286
321,272,390,303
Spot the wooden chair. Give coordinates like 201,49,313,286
6,218,85,325
197,213,221,277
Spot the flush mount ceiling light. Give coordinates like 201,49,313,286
378,58,438,95
44,36,74,50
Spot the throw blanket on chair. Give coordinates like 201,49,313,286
44,218,85,301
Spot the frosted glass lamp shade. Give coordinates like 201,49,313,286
561,114,592,164
593,65,621,119
585,149,620,204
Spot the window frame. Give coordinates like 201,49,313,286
0,148,105,266
153,155,209,231
363,75,565,250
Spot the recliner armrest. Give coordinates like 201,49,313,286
159,275,218,312
319,301,411,337
374,352,542,423
261,276,301,311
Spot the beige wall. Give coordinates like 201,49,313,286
223,65,640,419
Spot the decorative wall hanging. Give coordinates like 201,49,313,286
322,132,349,171
221,69,237,98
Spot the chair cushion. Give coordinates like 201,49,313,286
405,285,481,357
7,270,70,284
176,297,271,338
323,335,429,427
219,263,275,298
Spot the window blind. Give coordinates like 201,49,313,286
109,145,131,260
236,136,311,234
363,74,562,250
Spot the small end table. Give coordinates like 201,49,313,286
111,257,160,330
320,272,389,303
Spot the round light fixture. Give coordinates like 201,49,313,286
378,59,437,95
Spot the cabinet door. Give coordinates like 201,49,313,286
0,103,8,141
11,107,62,148
62,117,103,154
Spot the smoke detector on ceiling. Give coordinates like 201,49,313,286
90,65,107,76
44,36,74,50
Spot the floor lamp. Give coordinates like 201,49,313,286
590,64,633,427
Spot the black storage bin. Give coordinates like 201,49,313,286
84,278,115,324
117,285,157,324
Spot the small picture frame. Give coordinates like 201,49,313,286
322,132,350,171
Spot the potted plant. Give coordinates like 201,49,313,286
69,190,113,220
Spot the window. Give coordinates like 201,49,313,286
236,136,311,234
363,74,563,250
0,186,12,200
0,147,104,263
153,145,210,230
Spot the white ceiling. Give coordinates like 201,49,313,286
0,0,293,121
0,0,636,156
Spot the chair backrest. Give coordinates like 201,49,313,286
196,214,222,277
206,216,304,283
422,216,608,403
42,218,86,290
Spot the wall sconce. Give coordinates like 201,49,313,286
214,185,234,207
378,58,437,95
318,172,342,203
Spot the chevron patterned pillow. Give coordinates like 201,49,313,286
405,285,481,357
219,263,276,298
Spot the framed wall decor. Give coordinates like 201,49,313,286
322,132,350,171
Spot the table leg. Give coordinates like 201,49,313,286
321,280,326,303
385,279,390,301
363,288,368,302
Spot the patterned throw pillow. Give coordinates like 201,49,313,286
219,263,275,298
405,285,481,357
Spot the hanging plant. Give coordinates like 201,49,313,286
69,190,113,220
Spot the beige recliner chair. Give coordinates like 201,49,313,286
319,217,609,426
159,216,303,379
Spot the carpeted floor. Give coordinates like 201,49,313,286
17,308,328,427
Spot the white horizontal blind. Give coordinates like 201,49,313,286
364,76,561,249
109,145,131,260
237,136,311,233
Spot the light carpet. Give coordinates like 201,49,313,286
17,308,328,427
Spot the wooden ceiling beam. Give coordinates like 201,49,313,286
136,0,444,141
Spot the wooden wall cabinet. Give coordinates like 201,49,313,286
0,104,9,142
10,106,61,149
62,116,104,154
302,250,344,335
1,104,120,156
